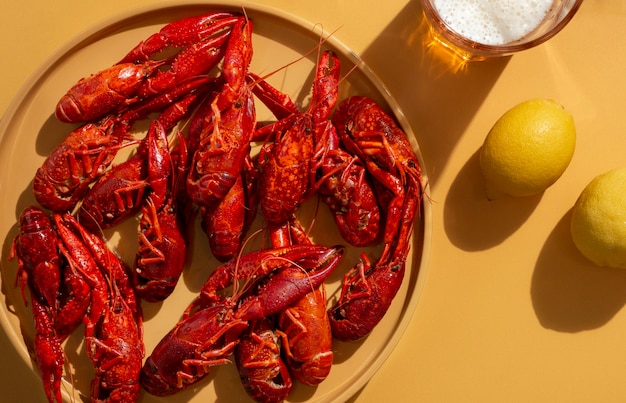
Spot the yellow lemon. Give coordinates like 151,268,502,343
479,98,576,199
571,168,626,269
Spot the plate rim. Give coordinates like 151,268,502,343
0,1,433,401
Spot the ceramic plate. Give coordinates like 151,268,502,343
0,2,431,401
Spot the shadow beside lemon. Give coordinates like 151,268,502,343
479,98,626,271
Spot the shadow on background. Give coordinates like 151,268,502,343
532,209,626,332
358,0,509,189
444,149,542,251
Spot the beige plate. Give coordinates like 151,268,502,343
0,1,431,402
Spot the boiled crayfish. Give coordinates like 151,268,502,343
11,206,143,403
9,8,424,403
329,95,422,341
140,244,344,397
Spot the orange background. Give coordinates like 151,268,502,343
2,1,626,402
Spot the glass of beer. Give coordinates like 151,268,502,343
421,0,583,61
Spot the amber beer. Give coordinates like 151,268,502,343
421,0,583,61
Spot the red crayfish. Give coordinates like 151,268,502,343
11,206,143,403
140,244,344,397
56,12,240,124
328,95,423,341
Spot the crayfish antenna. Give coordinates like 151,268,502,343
303,193,321,239
230,228,264,300
63,348,76,403
240,5,250,23
261,254,318,295
337,57,364,88
246,25,340,88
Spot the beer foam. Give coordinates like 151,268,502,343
432,0,554,45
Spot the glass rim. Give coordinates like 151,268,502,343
421,0,584,56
